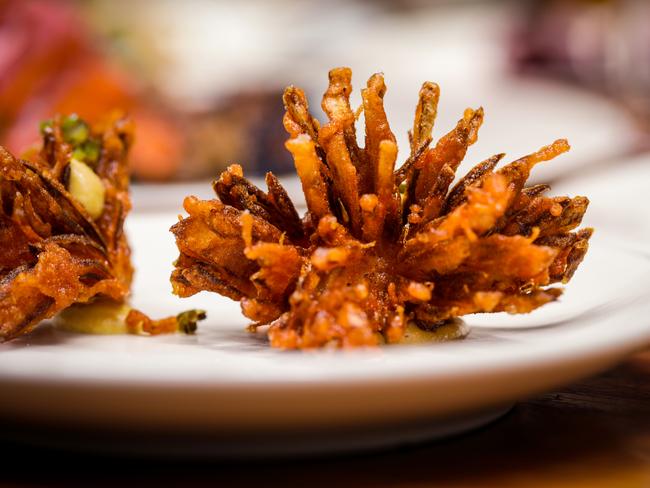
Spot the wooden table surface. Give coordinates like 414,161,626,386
2,349,649,488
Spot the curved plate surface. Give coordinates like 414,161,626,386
1,158,650,452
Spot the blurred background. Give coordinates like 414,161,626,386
1,0,648,185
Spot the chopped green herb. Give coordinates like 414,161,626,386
39,119,53,135
82,139,100,164
61,114,89,145
71,139,101,166
176,309,207,334
71,147,86,161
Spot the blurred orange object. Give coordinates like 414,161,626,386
0,0,184,180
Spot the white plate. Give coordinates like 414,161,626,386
2,158,650,456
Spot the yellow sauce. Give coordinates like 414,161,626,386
397,318,469,344
67,159,105,219
54,300,131,335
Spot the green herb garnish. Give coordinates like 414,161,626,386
71,139,101,166
61,114,89,145
39,119,53,135
176,309,207,334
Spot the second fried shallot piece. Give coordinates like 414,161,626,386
0,114,133,340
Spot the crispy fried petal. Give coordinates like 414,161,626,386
171,67,591,349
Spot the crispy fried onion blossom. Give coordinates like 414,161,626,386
0,114,133,340
171,67,592,349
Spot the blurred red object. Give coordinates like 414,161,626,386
510,0,650,131
0,0,184,180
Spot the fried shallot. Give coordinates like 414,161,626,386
0,113,133,340
170,67,592,349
